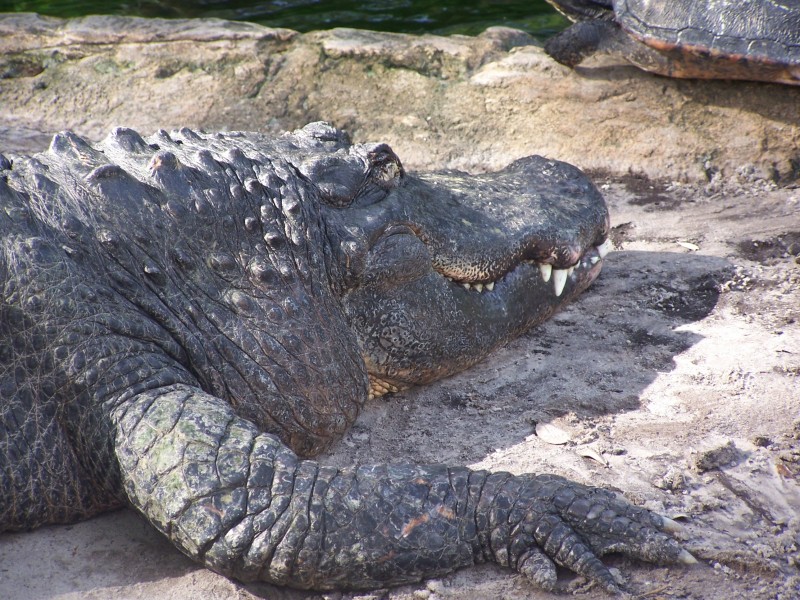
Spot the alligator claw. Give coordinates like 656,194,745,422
659,515,682,533
482,473,693,593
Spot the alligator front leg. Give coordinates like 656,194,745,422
113,384,692,592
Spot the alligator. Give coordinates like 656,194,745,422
0,123,693,594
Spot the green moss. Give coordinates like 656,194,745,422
91,57,135,75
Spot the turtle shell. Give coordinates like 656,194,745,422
616,0,800,67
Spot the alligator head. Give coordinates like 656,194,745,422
293,124,611,398
4,122,607,456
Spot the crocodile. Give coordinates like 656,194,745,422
0,123,692,594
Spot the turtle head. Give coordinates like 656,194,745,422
546,0,614,21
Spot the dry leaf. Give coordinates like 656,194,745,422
535,422,571,445
576,445,608,466
677,241,700,251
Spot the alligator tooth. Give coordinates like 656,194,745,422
567,265,575,276
590,255,600,265
462,282,471,290
596,239,612,258
474,283,484,292
552,268,568,297
539,263,552,283
485,282,495,291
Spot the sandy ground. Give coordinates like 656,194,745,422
0,14,799,600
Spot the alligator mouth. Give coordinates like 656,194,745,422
436,238,612,297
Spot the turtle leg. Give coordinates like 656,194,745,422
544,20,624,67
545,19,689,78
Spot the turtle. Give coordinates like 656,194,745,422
544,0,800,85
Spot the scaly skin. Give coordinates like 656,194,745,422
114,387,685,592
0,123,689,593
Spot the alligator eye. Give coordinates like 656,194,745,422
366,144,404,186
344,144,405,208
307,143,405,209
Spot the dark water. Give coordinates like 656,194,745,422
0,0,568,37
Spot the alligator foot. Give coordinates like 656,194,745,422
481,473,695,593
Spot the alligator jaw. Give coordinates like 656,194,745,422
335,153,610,394
441,238,612,298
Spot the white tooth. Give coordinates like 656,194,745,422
462,282,471,290
596,239,612,258
552,268,568,297
590,256,600,265
539,263,552,282
474,283,484,292
485,282,495,291
567,265,575,276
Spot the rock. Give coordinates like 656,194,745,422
695,441,744,472
653,465,688,491
1,14,799,181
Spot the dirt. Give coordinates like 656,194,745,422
0,13,799,600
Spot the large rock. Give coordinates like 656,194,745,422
1,13,799,181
